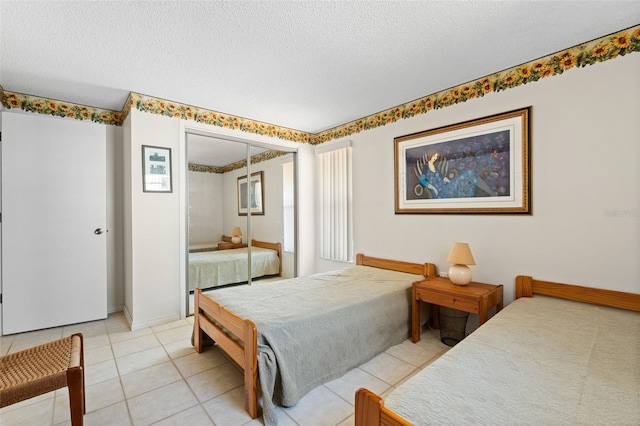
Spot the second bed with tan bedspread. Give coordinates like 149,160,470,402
382,294,640,425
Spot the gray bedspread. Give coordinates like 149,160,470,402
189,246,279,291
203,265,425,425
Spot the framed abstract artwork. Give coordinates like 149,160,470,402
142,145,172,193
395,107,530,214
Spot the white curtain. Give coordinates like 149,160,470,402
282,161,295,253
317,142,352,262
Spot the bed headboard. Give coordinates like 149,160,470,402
219,236,283,276
251,239,282,276
355,253,436,278
516,275,640,312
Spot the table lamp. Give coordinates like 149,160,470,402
231,227,242,244
446,242,476,285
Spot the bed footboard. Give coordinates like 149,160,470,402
355,388,412,426
194,289,259,418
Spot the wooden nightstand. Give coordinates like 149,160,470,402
217,242,248,250
412,276,503,343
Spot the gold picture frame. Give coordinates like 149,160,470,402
395,107,530,214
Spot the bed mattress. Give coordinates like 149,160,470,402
385,296,640,425
188,246,279,290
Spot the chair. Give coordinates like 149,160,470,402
0,333,85,425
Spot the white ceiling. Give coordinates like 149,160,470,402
1,1,639,165
186,133,270,167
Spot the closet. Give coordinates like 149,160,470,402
185,132,296,314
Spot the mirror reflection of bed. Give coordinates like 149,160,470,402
188,236,283,313
189,235,282,289
186,133,296,315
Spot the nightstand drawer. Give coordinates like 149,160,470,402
412,277,503,343
416,288,479,313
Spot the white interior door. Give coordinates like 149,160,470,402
1,112,107,335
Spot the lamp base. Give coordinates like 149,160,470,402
231,236,242,244
448,264,472,285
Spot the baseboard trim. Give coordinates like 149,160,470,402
129,312,181,331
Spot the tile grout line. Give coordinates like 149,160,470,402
2,314,449,426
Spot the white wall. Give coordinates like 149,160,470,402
340,54,638,305
296,143,316,276
122,113,133,322
124,109,182,329
106,125,124,313
188,170,223,244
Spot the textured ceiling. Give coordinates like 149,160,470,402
185,133,270,168
1,1,639,136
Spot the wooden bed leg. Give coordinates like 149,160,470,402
355,388,382,426
244,320,259,419
411,283,420,343
194,289,203,353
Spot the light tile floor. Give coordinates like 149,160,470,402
0,313,450,426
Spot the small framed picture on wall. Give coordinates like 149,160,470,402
237,171,264,215
142,145,172,193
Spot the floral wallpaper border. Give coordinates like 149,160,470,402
312,26,640,144
0,86,122,125
189,149,288,174
2,25,638,147
125,92,311,144
189,164,226,174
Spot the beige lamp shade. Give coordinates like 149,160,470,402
446,243,475,285
446,242,476,265
231,227,242,244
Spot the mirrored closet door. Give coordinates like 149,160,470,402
186,133,296,315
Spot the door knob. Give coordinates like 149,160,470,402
94,228,103,235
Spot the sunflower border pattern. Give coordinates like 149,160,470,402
189,149,287,174
1,26,638,146
311,26,640,144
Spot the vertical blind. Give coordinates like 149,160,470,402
282,161,295,252
318,144,352,262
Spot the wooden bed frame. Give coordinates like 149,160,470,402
354,275,640,426
249,238,282,277
193,253,436,419
193,235,282,277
